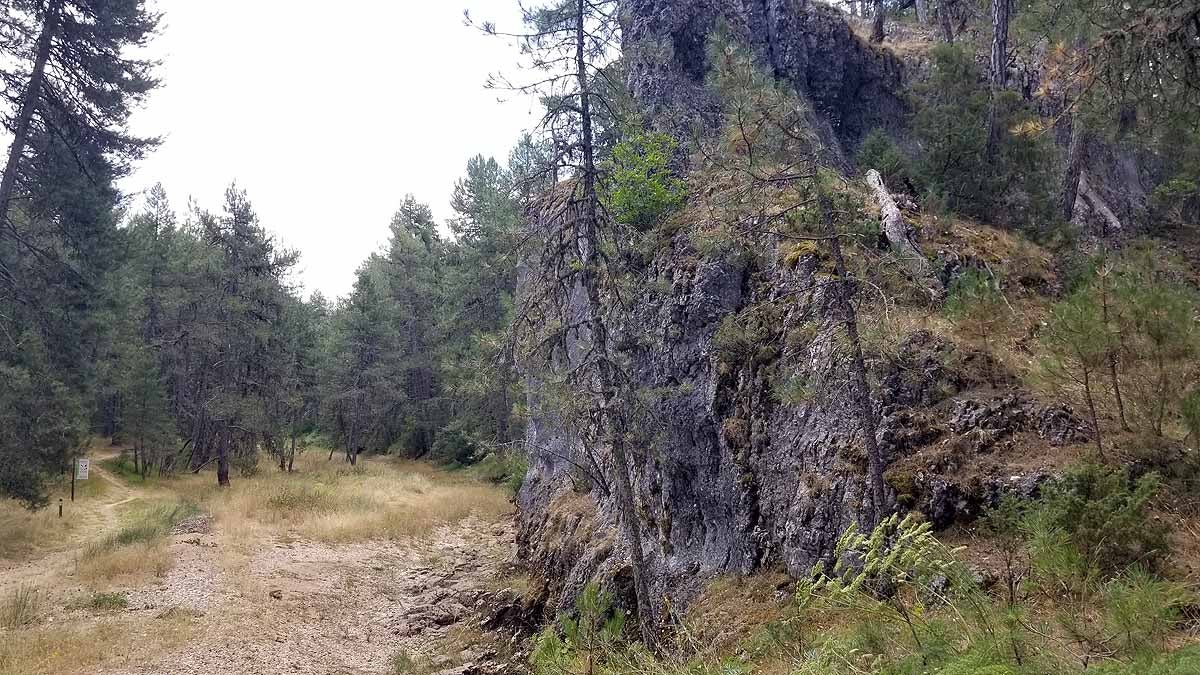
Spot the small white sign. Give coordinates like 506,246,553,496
75,458,89,480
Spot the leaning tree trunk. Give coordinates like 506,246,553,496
985,0,1011,158
866,169,943,299
0,0,62,221
820,193,888,527
870,0,886,42
1060,117,1089,220
574,0,657,649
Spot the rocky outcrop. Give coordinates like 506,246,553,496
623,0,906,155
516,1,1088,619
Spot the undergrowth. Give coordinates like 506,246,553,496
529,464,1198,675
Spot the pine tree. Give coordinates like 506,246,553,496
475,0,660,645
0,0,158,504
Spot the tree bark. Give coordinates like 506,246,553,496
985,0,1011,158
938,0,955,42
1060,118,1089,220
216,431,230,487
0,0,62,222
916,0,930,23
820,193,888,527
574,0,657,648
1082,367,1103,457
871,0,886,42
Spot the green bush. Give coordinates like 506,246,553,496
471,451,528,495
77,591,128,612
911,45,1053,227
1028,464,1167,578
531,583,627,675
430,424,479,465
604,131,687,230
857,128,912,191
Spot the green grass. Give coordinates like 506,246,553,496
69,592,127,612
82,500,200,558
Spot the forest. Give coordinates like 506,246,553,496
1,0,1199,673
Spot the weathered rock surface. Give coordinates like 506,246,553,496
624,0,906,155
517,0,1090,620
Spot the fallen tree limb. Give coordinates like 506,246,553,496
866,169,943,299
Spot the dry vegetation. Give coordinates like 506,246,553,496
0,443,515,675
189,454,512,545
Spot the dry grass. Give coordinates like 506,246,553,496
200,454,512,544
684,573,793,655
76,540,173,584
0,585,41,629
74,499,197,583
0,476,109,560
0,614,194,675
0,505,78,560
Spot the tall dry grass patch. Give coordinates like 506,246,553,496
205,454,511,544
75,499,197,583
0,474,110,560
0,585,40,629
0,613,194,675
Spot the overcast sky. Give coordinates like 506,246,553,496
122,1,537,300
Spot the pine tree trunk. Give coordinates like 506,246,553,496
1060,118,1089,220
0,0,62,221
870,0,886,42
217,431,231,487
574,0,657,648
820,193,888,526
1082,368,1103,457
938,0,955,42
916,0,930,23
985,0,1010,158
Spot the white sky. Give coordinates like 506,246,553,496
122,0,538,300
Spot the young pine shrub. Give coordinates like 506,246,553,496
1112,253,1200,439
945,268,1008,384
531,583,627,675
1026,464,1167,584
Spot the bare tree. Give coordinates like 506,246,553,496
472,0,659,647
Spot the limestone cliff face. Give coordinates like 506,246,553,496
515,0,1084,617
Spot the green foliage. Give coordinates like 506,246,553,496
857,128,912,190
911,45,1053,226
604,131,686,230
471,451,528,496
944,269,1004,323
1112,250,1200,436
1032,466,1171,576
1102,567,1189,656
77,592,129,612
84,500,200,557
531,583,628,675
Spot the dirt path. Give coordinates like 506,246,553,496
0,448,138,594
99,516,516,675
